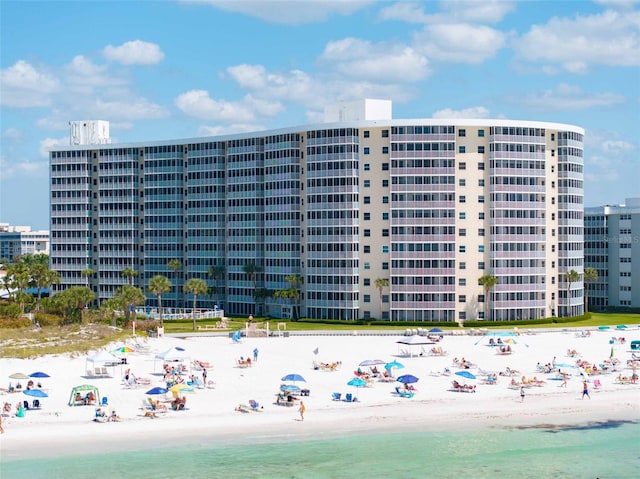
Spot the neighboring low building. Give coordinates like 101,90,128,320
0,224,50,262
584,198,640,310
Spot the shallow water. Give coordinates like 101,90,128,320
2,420,639,479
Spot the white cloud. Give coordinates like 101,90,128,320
0,60,59,107
431,106,491,119
514,9,640,72
2,128,22,139
377,2,432,24
0,155,49,181
103,40,165,65
319,38,430,82
175,90,259,121
507,84,625,111
39,136,70,158
601,140,635,152
438,0,516,23
181,0,371,25
413,23,507,63
94,98,170,120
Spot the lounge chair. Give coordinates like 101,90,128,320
101,396,109,406
249,399,262,411
32,399,41,409
331,392,341,401
345,393,358,402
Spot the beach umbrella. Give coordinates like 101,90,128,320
29,372,50,378
359,359,385,367
384,360,404,371
347,377,367,388
396,374,420,384
169,384,193,394
23,389,48,398
280,384,301,393
281,373,306,383
146,387,169,395
455,371,476,380
111,346,135,355
9,373,29,380
429,328,443,333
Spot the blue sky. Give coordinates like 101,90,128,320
1,0,639,230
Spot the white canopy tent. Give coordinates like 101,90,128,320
396,335,436,358
154,347,191,372
85,350,119,377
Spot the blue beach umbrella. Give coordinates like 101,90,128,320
146,387,169,395
281,373,306,383
359,359,385,367
29,372,50,378
384,360,404,371
455,371,476,380
429,328,443,333
347,377,367,388
396,374,419,384
23,389,48,398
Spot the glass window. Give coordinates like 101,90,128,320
364,196,371,204
364,147,370,155
459,196,466,203
382,262,389,270
478,179,484,187
459,178,466,186
363,179,370,187
364,262,371,270
478,245,485,253
382,146,389,154
363,212,371,220
459,245,466,253
382,163,389,171
459,295,466,303
382,245,389,253
382,212,389,220
459,146,466,153
459,262,466,270
382,130,389,138
459,212,466,219
364,229,371,237
363,245,371,253
459,278,466,286
382,196,389,204
364,294,371,303
364,163,370,171
478,262,485,270
382,229,389,237
459,162,466,170
478,195,485,203
459,228,466,236
364,130,370,138
478,129,485,137
363,278,371,286
478,212,485,220
459,129,466,137
478,162,485,170
382,179,389,187
478,146,485,154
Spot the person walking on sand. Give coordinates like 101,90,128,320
202,368,207,385
520,386,525,402
298,400,306,421
253,348,259,362
561,371,568,388
582,380,590,399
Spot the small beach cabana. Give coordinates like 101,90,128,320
396,335,436,358
68,384,100,406
85,350,119,377
154,346,191,372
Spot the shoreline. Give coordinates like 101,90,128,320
1,328,639,462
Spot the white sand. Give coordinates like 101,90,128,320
1,327,639,460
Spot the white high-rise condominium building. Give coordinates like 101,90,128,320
49,100,584,321
585,198,640,311
0,224,50,262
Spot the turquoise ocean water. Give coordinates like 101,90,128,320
2,420,639,478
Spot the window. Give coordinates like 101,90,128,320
363,180,370,187
478,228,485,236
382,196,389,204
478,162,485,170
459,262,466,270
363,245,371,253
382,295,389,304
551,149,555,157
478,129,485,137
552,229,555,237
459,228,467,236
459,178,466,186
364,196,371,204
478,146,485,154
364,229,371,237
459,312,467,320
459,162,466,170
459,212,466,219
478,195,485,203
364,262,370,270
478,212,485,220
551,181,555,188
459,146,466,153
459,278,467,286
458,129,466,137
382,179,389,187
382,262,389,270
459,195,466,203
459,295,466,303
382,129,389,138
382,163,389,171
478,262,485,270
363,212,371,220
382,146,389,154
382,212,389,220
364,147,370,155
364,130,370,138
551,197,555,205
363,294,371,303
459,245,466,253
478,245,485,253
551,133,555,141
382,245,389,253
478,179,484,187
382,229,389,237
363,278,370,286
364,163,370,171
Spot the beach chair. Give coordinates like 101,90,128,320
249,399,262,411
331,392,341,401
345,393,358,402
32,399,41,409
101,396,109,406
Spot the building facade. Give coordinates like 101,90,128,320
0,224,50,262
49,102,584,321
584,198,640,310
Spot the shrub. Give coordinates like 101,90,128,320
0,317,32,328
0,303,22,319
35,313,66,327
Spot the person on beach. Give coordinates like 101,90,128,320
253,348,259,362
202,368,207,384
582,380,590,399
298,400,306,421
0,413,4,433
520,386,525,402
561,371,568,388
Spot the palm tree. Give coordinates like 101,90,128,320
81,268,94,287
274,274,303,320
583,267,598,313
148,275,171,326
183,278,208,331
113,285,146,328
564,269,580,317
243,262,262,313
207,264,225,308
478,274,498,321
34,268,60,311
374,278,389,319
167,259,182,308
121,267,138,286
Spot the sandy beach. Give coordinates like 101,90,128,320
1,326,639,461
